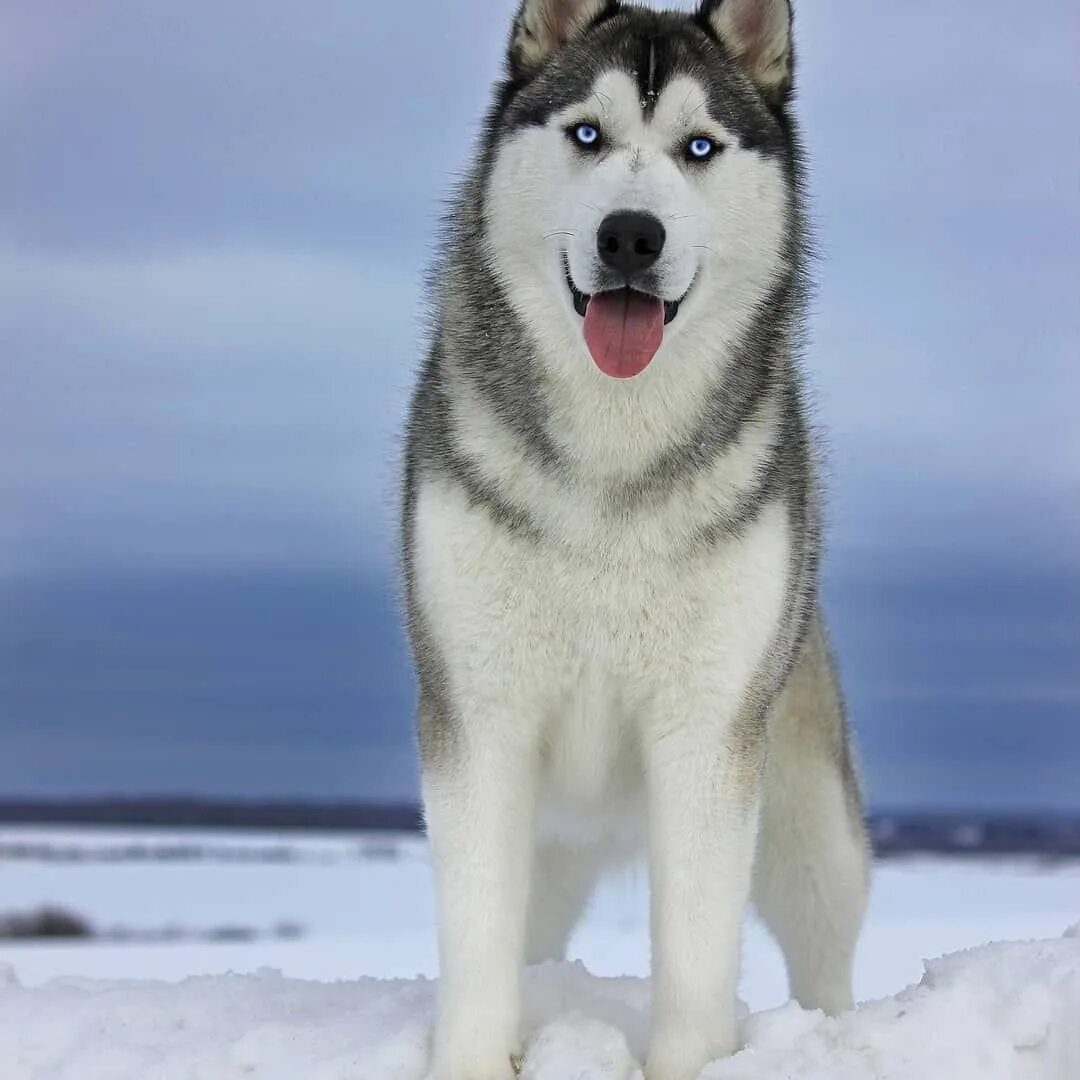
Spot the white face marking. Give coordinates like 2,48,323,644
557,72,713,303
484,71,791,385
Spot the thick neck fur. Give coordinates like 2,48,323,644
429,164,808,498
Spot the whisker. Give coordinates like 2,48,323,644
544,230,577,240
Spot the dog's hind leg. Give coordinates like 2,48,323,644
752,619,870,1016
524,839,606,963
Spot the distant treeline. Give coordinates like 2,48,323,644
1,798,1079,858
868,811,1080,859
0,797,422,833
0,904,305,943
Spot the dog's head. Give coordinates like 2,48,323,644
481,0,800,381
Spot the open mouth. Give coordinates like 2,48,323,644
564,258,693,379
564,264,684,326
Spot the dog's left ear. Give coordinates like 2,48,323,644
698,0,794,104
509,0,616,77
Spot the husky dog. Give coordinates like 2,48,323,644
402,2,869,1076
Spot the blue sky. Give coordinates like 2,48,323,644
2,1,1078,809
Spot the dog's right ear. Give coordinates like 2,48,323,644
509,0,616,78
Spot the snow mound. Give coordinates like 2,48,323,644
0,933,1076,1080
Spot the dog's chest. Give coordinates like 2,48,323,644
535,657,642,830
414,472,789,712
413,472,790,834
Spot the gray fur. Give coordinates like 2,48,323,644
400,3,868,1074
404,4,814,739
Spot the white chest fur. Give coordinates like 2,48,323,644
412,470,791,834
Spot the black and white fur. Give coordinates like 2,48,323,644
402,3,869,1077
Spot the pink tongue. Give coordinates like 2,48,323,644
583,291,664,379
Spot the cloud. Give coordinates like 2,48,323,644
1,245,419,575
2,0,505,254
2,0,1076,572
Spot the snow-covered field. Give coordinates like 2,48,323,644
1,827,1078,1078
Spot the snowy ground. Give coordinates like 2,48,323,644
2,932,1079,1079
1,827,1078,1077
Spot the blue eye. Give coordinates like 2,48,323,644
687,136,718,161
571,123,601,148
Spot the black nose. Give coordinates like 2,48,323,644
596,211,666,276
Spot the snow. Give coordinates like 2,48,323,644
2,828,1079,1077
4,830,1079,1007
0,931,1077,1079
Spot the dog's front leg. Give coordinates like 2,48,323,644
423,701,537,1080
643,694,765,1080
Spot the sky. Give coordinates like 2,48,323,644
2,1,1078,810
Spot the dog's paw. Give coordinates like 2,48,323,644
422,1065,519,1080
423,1051,521,1080
518,1014,642,1079
644,1026,738,1080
